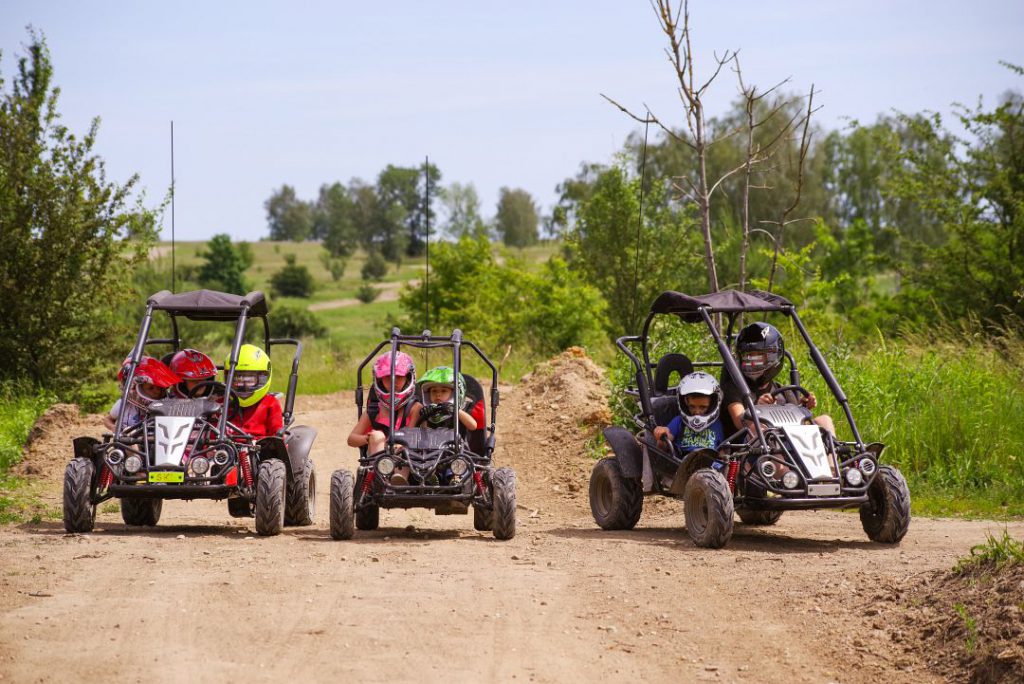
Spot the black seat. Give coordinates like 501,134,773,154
650,395,680,429
653,353,693,395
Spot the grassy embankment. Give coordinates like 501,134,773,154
0,388,57,523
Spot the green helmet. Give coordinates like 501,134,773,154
226,344,272,408
419,366,468,425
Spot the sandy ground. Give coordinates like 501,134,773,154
2,379,1022,682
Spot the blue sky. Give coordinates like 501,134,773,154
2,1,1022,241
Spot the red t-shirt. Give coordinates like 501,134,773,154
230,395,283,439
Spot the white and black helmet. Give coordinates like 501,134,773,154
676,371,723,432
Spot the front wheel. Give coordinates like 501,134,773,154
490,467,516,540
588,458,643,530
473,504,492,531
121,498,163,526
255,459,287,536
285,457,316,526
684,468,734,549
737,509,783,526
329,469,355,540
860,465,911,543
63,458,96,533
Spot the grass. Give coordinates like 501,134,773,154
0,388,58,524
953,603,978,653
955,530,1024,574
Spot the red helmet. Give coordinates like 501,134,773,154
120,356,180,409
170,349,217,380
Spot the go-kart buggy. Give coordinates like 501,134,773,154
62,289,317,536
590,290,910,548
329,328,516,540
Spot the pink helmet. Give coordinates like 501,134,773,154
373,351,416,410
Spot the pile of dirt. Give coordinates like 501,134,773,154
15,403,107,482
493,347,610,519
879,562,1024,683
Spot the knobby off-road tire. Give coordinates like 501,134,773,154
473,504,492,531
683,468,734,549
284,457,316,526
329,469,355,540
860,465,911,544
588,458,643,531
121,498,163,526
490,467,516,540
63,458,96,533
737,509,783,526
255,459,287,536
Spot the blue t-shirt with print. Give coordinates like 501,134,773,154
666,415,724,453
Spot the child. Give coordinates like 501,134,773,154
169,348,218,399
347,351,421,485
417,366,479,432
653,371,725,454
224,344,282,439
104,356,180,431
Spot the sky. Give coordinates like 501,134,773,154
2,1,1022,242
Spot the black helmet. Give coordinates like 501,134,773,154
736,322,784,386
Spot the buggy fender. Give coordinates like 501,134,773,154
668,448,723,496
256,436,294,475
284,425,317,467
603,426,643,479
72,436,101,462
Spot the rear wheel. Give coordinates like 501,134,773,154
63,458,96,533
284,457,316,526
684,468,734,549
490,467,516,540
588,458,643,530
737,509,783,526
121,498,163,526
329,469,355,540
255,459,287,536
860,465,911,543
473,504,492,531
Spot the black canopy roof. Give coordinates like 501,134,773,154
650,290,792,322
147,290,269,320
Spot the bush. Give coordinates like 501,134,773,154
320,252,347,282
361,251,388,281
270,254,315,298
356,283,380,304
268,303,327,339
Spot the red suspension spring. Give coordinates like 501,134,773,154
99,464,113,490
473,471,486,495
239,450,254,487
726,460,739,494
361,471,376,495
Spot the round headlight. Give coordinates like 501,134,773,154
106,448,125,466
213,449,231,466
845,468,864,486
450,458,470,476
124,455,143,474
859,458,877,476
191,457,210,476
376,457,395,476
759,460,777,479
781,471,800,489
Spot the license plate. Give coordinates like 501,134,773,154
807,483,841,497
148,471,184,484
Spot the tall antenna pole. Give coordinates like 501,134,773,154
170,120,176,293
424,155,430,331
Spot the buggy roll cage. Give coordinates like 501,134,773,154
355,327,499,457
617,289,865,452
116,289,304,439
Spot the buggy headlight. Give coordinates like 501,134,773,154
845,468,863,486
376,457,395,476
106,448,125,466
124,455,143,474
859,458,876,476
781,471,799,489
759,460,777,479
213,449,232,466
190,457,210,476
449,458,470,477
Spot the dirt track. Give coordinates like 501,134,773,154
2,386,1023,683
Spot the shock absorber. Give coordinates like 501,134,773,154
473,471,486,496
98,464,113,490
361,471,376,495
239,449,254,488
726,460,739,494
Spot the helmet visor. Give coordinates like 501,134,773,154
232,371,269,397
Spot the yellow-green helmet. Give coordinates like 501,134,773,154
227,344,272,407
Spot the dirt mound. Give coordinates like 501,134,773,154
878,561,1024,683
493,347,609,520
15,403,107,481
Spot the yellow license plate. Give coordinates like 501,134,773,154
148,471,184,484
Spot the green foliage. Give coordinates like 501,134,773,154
356,283,380,303
361,250,388,281
0,31,159,393
315,182,359,257
495,187,539,247
265,184,313,241
440,181,488,239
319,251,347,282
269,303,327,338
270,254,315,298
953,604,978,654
197,233,250,295
373,163,441,259
955,530,1024,574
0,385,55,472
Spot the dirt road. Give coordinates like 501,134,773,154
2,388,1022,683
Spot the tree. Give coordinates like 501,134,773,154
440,182,487,239
270,254,315,298
265,184,313,241
371,162,442,260
0,32,159,391
197,234,250,295
495,187,539,247
361,250,388,281
315,182,359,257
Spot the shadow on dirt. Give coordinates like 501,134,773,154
295,526,503,544
22,520,264,539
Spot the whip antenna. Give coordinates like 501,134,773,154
170,120,176,293
424,155,430,331
630,111,652,331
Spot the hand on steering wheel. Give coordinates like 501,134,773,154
770,384,815,409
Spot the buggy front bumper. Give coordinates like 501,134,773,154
109,484,234,500
737,494,868,511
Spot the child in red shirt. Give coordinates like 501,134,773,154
226,344,283,439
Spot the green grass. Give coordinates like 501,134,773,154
0,387,58,523
955,530,1024,574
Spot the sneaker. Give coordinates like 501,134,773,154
390,473,408,486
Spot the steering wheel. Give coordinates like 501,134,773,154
186,380,240,414
770,384,811,400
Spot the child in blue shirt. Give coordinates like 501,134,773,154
653,372,724,454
